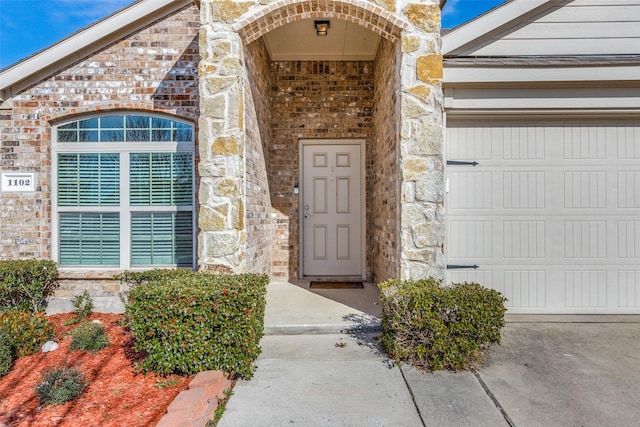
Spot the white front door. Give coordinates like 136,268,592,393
301,140,364,277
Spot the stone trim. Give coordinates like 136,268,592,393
234,0,410,44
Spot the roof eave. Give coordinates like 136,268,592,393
0,0,195,103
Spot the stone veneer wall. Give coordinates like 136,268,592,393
269,60,374,279
200,0,444,281
0,4,200,299
372,36,401,282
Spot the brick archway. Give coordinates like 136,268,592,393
234,0,409,44
46,104,199,124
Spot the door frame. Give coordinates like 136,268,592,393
298,139,367,280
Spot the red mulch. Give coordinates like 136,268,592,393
0,313,191,427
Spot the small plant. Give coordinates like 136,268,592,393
73,290,94,321
155,377,180,389
69,322,109,353
35,366,88,405
211,388,234,426
0,311,55,357
0,328,14,377
64,290,94,325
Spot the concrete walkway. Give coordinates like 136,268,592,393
218,281,640,427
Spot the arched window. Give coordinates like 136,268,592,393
53,114,194,268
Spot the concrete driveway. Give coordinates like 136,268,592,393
472,316,640,427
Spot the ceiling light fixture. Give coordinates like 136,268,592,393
314,20,330,36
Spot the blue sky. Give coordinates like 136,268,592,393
0,0,506,70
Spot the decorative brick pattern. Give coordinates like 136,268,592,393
234,0,409,44
0,5,200,295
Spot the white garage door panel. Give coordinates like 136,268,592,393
446,121,640,314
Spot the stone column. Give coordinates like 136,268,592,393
198,1,254,272
397,0,445,280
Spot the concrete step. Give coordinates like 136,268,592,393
263,281,382,335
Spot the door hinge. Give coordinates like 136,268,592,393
446,160,479,166
446,264,479,269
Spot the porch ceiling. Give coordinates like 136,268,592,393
263,18,380,61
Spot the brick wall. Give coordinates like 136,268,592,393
269,60,375,279
0,4,200,297
372,37,401,282
243,38,274,274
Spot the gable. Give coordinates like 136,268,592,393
0,0,195,104
444,0,640,57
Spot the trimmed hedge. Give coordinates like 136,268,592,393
121,270,268,379
115,269,195,291
379,278,507,371
0,311,55,357
0,259,58,313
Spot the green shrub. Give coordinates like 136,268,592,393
35,366,87,405
0,259,58,313
123,270,268,379
0,328,13,377
378,278,507,371
64,290,95,325
0,311,55,357
73,290,94,321
69,321,109,353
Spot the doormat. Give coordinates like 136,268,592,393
309,281,363,289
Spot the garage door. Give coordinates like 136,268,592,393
446,120,640,313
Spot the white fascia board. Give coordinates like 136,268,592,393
444,86,640,112
0,0,193,99
444,65,640,85
442,0,553,56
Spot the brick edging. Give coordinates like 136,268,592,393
157,371,231,427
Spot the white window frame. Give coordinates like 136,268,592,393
52,113,196,271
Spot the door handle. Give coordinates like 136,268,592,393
304,214,309,219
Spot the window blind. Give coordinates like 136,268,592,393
131,212,193,266
59,213,120,266
129,153,192,206
58,153,119,206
